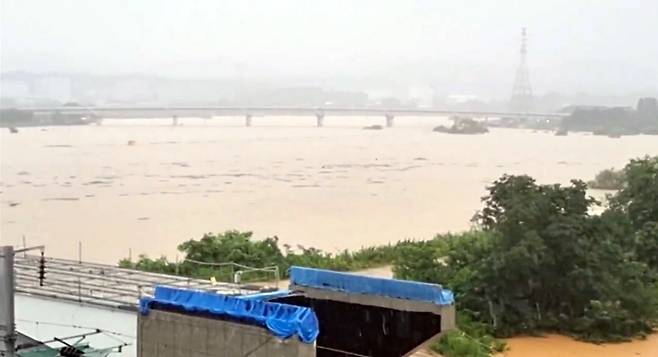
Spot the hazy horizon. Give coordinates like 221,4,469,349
2,0,658,100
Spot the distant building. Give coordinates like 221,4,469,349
558,105,610,114
446,94,479,105
560,98,658,135
407,86,435,108
637,97,658,124
376,96,403,108
0,79,31,99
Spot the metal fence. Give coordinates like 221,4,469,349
13,255,257,310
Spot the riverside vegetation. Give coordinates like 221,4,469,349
587,167,626,190
119,232,397,282
560,97,658,136
120,156,658,357
433,117,489,134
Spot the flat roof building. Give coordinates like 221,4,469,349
137,267,455,357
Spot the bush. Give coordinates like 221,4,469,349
120,231,398,283
588,168,625,190
433,331,490,357
432,313,506,357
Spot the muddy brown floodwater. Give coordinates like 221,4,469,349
501,333,658,357
2,117,658,264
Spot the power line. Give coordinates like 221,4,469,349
15,319,136,340
316,345,371,357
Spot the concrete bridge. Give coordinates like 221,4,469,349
18,106,567,127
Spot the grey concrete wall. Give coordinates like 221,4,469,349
137,309,315,357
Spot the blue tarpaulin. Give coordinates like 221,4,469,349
139,286,319,343
289,266,454,306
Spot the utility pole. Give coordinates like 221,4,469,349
1,245,44,357
510,27,533,113
0,246,16,357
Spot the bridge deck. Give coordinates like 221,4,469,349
14,106,567,119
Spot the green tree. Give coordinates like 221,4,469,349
120,156,658,356
395,170,658,348
587,168,625,190
612,156,658,230
120,230,397,282
609,156,658,271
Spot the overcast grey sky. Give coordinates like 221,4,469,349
1,0,657,96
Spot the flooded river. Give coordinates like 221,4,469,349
2,116,658,263
501,333,658,357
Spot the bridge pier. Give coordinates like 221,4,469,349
172,115,179,126
316,113,325,127
245,114,252,127
385,114,394,127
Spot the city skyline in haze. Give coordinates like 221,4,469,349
2,0,658,100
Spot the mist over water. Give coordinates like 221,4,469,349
2,2,658,356
2,117,657,263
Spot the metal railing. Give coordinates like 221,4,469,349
13,255,256,310
182,258,280,288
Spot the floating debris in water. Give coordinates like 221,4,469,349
84,180,112,185
363,124,384,130
169,175,207,179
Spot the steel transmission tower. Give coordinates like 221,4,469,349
510,27,533,112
